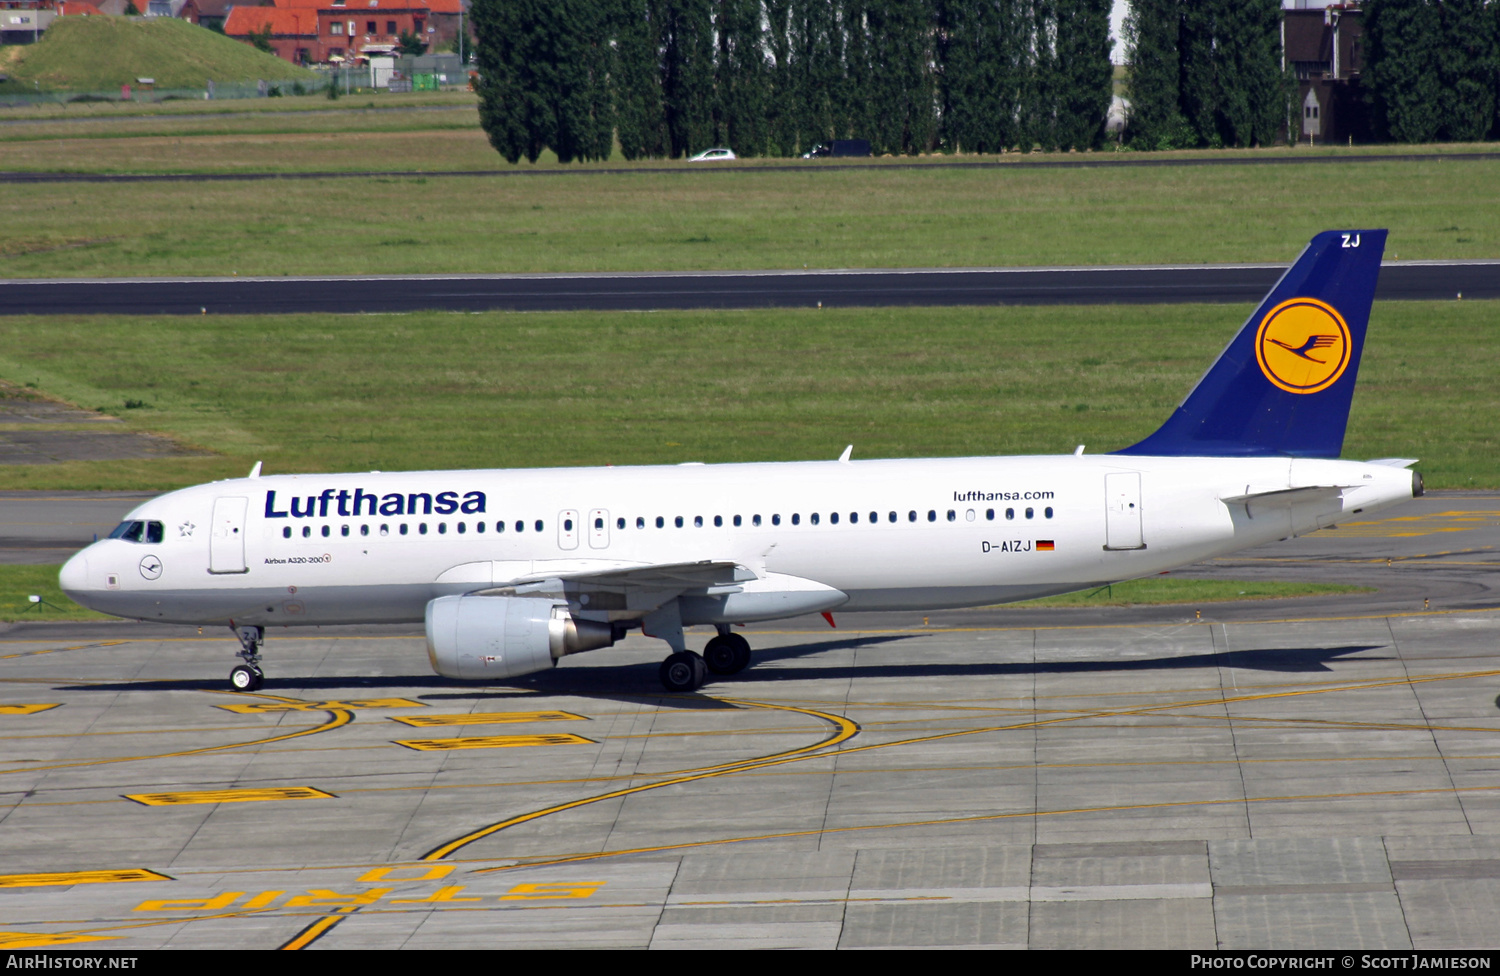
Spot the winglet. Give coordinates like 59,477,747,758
1116,230,1386,458
838,445,853,464
248,461,262,479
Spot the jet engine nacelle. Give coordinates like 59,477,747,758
425,594,618,680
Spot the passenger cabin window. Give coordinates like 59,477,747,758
733,515,742,527
283,527,291,538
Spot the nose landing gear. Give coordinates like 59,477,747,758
230,625,265,691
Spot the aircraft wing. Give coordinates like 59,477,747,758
503,559,754,591
470,559,759,614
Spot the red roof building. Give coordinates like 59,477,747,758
223,5,319,65
227,0,445,65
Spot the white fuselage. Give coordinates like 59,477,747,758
60,453,1417,629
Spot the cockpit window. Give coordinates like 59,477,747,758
108,520,163,544
109,521,144,542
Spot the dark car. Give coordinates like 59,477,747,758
802,139,872,159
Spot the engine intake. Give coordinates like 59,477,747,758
425,595,618,680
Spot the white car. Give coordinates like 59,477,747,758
687,148,736,161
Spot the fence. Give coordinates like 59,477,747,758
0,63,470,107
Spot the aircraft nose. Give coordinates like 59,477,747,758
59,550,90,599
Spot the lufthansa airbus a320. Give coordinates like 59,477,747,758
60,231,1422,693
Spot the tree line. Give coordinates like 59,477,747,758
1123,0,1288,150
473,0,1500,164
1128,0,1500,149
1363,0,1500,143
470,0,1114,162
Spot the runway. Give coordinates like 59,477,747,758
1,261,1497,315
1,493,1497,948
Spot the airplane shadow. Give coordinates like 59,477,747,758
727,642,1388,685
55,639,1387,707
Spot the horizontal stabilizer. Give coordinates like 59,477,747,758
1219,485,1346,505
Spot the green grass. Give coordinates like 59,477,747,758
0,103,480,147
0,565,110,622
1010,577,1373,607
0,18,316,92
0,300,1493,491
2,151,1496,276
0,567,1371,621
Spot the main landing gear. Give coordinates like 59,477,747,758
658,628,753,693
230,625,265,691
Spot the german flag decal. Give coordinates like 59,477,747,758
1037,540,1055,551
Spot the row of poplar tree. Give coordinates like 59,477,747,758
470,0,1116,162
1363,0,1500,143
1127,0,1500,150
471,0,1500,163
1123,0,1288,151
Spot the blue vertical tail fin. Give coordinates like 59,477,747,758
1115,229,1386,458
